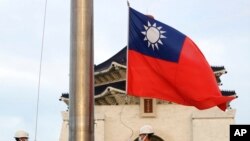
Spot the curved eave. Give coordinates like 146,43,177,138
221,90,237,97
95,86,140,105
94,62,126,85
59,94,69,105
211,66,227,85
59,87,139,106
212,66,227,77
94,62,126,75
95,86,126,98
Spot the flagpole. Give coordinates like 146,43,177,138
69,0,94,141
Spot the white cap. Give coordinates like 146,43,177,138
14,130,29,138
139,125,154,135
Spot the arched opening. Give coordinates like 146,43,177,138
134,135,164,141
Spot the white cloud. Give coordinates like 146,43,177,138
196,38,227,65
0,66,37,84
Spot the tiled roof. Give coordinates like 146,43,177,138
95,80,126,95
221,90,237,97
94,47,127,72
61,93,69,98
211,66,226,72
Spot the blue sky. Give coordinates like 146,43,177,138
0,0,249,140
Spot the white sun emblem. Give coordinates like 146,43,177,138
141,21,166,50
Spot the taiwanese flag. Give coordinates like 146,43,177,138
127,7,235,111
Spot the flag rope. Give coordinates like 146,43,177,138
34,0,48,140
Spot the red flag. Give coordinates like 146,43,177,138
127,7,235,111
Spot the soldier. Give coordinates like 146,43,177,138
14,130,29,141
138,125,154,141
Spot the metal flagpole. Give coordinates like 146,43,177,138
69,0,94,140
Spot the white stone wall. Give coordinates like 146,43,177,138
60,104,235,141
192,109,235,141
59,111,69,141
94,104,235,141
